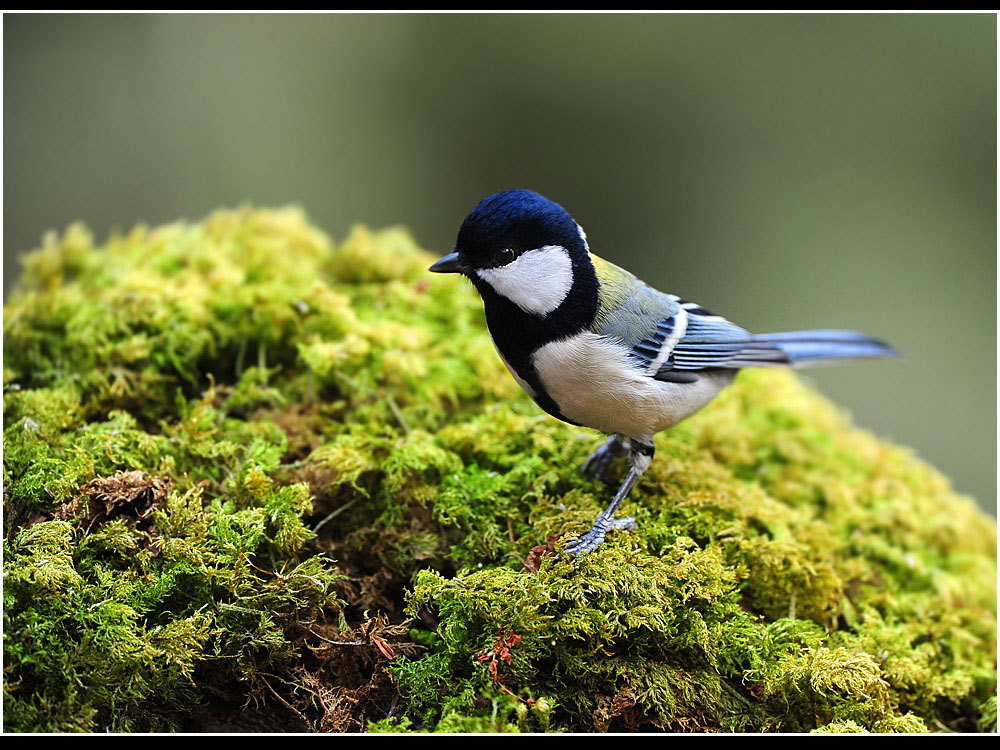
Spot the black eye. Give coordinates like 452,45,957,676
496,248,515,266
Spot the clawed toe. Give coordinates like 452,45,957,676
613,516,637,532
562,531,606,558
567,439,650,559
562,516,637,558
581,436,627,483
581,453,613,483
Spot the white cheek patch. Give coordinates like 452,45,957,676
476,245,573,316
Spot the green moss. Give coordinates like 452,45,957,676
3,207,995,733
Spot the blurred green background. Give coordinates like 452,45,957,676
3,14,995,511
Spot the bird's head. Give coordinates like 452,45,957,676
430,189,593,317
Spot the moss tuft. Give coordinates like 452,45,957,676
3,207,995,733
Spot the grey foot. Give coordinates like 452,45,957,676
563,516,637,557
581,436,627,483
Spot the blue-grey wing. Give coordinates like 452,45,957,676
588,262,760,380
589,258,682,349
589,254,894,383
638,303,772,382
634,303,892,382
668,306,766,370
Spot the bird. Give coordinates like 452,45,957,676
429,189,897,557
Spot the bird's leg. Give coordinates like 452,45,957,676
581,434,628,483
564,440,654,557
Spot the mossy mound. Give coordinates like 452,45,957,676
3,208,995,733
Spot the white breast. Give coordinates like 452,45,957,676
531,331,733,441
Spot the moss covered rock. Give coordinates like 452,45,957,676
3,207,995,733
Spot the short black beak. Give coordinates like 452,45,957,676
428,251,463,274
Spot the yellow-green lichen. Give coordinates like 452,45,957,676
3,207,995,733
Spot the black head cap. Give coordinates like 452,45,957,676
454,189,589,271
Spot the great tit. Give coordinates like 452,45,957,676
429,189,896,556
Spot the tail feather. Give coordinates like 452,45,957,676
730,330,898,368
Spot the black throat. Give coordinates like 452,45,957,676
468,255,599,425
